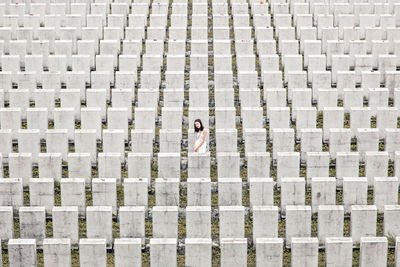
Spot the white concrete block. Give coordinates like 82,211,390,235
252,206,278,239
52,206,79,245
186,206,211,239
185,238,212,267
150,238,177,267
374,177,398,212
86,206,113,246
79,239,107,267
0,206,13,241
29,178,54,214
8,239,37,267
219,206,245,238
325,237,353,267
218,178,242,206
311,177,336,212
249,178,273,207
92,178,117,214
152,206,178,238
19,206,46,242
0,178,23,211
255,238,283,267
220,238,247,267
187,178,211,206
360,237,388,267
217,152,240,179
123,178,148,206
291,237,318,267
350,205,377,244
317,205,344,244
60,178,86,215
43,239,71,267
286,205,311,245
119,206,145,239
281,177,305,210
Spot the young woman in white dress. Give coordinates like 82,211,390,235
193,119,208,153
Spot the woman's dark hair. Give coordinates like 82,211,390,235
194,119,204,132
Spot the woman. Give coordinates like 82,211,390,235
193,119,208,153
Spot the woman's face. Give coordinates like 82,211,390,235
194,121,201,129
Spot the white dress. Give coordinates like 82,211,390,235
194,130,207,153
